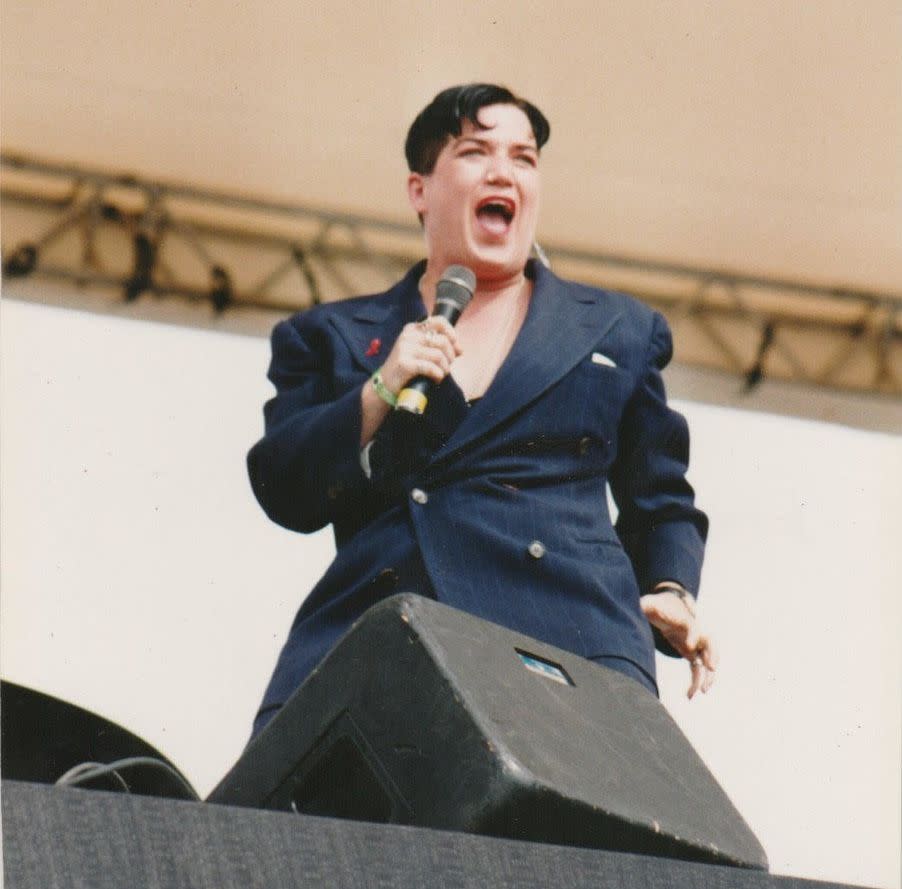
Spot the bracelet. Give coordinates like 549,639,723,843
370,368,398,407
653,581,697,617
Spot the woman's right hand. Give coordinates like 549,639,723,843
360,316,462,446
378,316,462,394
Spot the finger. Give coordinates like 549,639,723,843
416,321,458,366
657,618,695,660
418,345,452,375
684,623,701,654
688,628,713,666
405,320,441,344
410,356,447,382
698,639,717,693
687,658,705,699
393,325,428,360
431,333,459,368
391,352,446,385
428,317,462,354
643,611,694,659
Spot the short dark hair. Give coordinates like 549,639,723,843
405,83,550,174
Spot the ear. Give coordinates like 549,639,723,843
407,172,427,217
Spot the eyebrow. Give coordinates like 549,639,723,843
455,135,539,152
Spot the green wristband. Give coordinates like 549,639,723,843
371,368,398,407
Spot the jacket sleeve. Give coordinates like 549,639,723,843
609,311,708,606
246,314,370,533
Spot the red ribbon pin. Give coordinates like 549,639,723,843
365,338,382,357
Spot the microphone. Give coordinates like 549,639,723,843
396,264,476,415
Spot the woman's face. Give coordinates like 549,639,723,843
408,103,541,284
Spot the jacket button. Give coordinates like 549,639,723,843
577,436,591,456
527,540,546,559
410,488,428,505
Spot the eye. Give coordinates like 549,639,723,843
515,153,538,167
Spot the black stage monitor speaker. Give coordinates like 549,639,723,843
209,594,767,870
7,780,861,889
1,679,197,800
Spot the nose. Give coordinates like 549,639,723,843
485,153,514,184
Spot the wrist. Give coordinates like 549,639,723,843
370,367,398,408
652,581,697,618
360,373,394,448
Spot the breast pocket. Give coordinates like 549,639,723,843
548,356,634,437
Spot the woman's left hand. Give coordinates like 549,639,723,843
640,591,718,699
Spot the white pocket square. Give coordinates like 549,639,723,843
591,352,617,368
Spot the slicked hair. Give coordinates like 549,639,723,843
405,83,550,175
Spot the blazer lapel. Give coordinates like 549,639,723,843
328,263,426,375
435,265,623,461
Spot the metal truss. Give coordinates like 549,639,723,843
3,151,900,396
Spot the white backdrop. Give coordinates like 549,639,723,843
1,293,899,888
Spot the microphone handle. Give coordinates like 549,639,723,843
396,303,462,415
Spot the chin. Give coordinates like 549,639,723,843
468,249,530,281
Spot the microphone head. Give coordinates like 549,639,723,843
435,265,476,313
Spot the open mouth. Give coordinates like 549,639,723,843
475,198,515,235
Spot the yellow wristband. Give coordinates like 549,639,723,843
371,368,398,408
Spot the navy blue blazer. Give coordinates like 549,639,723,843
248,260,707,731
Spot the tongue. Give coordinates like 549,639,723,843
477,210,509,235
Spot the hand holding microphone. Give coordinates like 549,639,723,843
377,265,476,415
397,265,476,413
